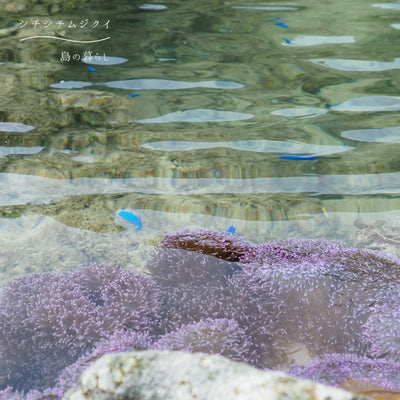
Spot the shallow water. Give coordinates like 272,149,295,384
1,0,400,283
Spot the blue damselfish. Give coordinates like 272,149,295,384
279,155,320,160
227,225,236,234
275,22,289,28
118,211,143,231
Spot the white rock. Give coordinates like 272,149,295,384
63,350,367,400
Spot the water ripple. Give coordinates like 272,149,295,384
330,96,400,112
81,56,128,66
373,3,400,9
282,36,354,46
341,126,400,143
232,6,298,10
0,147,43,157
271,107,327,117
103,79,244,90
50,81,93,89
141,139,352,156
0,122,35,132
135,109,254,123
139,4,167,9
311,57,400,71
3,171,400,206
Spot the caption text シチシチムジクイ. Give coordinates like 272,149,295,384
19,19,110,30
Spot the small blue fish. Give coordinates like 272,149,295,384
87,66,96,71
118,211,143,231
282,37,292,44
128,94,140,98
275,22,289,28
227,225,236,235
279,155,320,160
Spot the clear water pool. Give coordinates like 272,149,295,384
1,0,400,283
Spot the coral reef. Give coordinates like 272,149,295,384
160,227,252,262
240,238,400,358
1,228,400,399
289,353,400,390
363,286,400,361
154,318,253,364
353,218,400,259
146,246,253,328
0,264,160,392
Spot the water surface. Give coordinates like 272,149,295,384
1,0,400,282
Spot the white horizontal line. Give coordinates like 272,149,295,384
19,35,111,43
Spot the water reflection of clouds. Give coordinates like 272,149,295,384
103,79,244,90
3,171,400,207
373,3,400,9
232,6,298,10
330,96,400,112
71,155,97,163
50,81,93,89
311,58,400,71
135,109,254,123
141,140,352,156
282,36,354,46
0,147,43,157
50,79,244,90
341,126,400,143
139,4,167,10
81,56,128,66
0,122,35,132
271,107,327,118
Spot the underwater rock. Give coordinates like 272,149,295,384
353,218,400,258
50,90,135,126
54,330,153,399
63,350,367,400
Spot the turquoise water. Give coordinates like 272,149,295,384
1,0,400,282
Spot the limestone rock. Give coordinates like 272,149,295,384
64,350,367,400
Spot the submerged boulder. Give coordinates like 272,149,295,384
64,350,367,400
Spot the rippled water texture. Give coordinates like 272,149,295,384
1,0,400,281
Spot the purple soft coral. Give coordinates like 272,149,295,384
155,318,253,363
0,264,160,393
53,330,154,398
147,232,250,332
161,227,252,262
3,229,400,399
289,353,400,390
147,230,302,367
147,247,270,360
241,238,400,358
363,285,400,360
